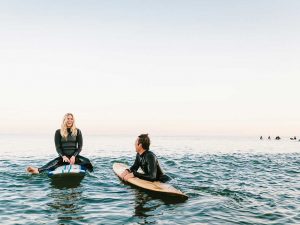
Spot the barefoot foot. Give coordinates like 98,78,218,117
27,166,39,174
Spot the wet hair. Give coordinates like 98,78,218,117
138,134,150,150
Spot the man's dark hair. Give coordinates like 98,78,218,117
138,134,150,150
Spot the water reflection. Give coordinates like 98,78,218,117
132,187,187,224
47,180,85,223
133,190,157,218
132,189,160,224
50,175,84,189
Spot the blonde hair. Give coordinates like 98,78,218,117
60,113,78,139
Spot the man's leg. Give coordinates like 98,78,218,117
159,174,172,183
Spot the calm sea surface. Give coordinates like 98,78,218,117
0,134,299,224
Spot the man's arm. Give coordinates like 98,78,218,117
133,153,157,181
129,154,140,172
122,154,140,180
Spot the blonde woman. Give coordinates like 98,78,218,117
27,113,93,174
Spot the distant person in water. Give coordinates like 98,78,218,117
268,136,271,140
120,134,170,183
260,136,263,140
27,113,93,174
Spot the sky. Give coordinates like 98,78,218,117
0,1,299,136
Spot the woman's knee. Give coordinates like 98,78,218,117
77,155,91,164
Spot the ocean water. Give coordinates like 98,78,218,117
0,134,299,224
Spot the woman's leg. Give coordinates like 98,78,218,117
38,156,64,173
76,155,93,172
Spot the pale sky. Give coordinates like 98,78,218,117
0,1,299,136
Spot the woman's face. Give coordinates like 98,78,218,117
66,115,74,128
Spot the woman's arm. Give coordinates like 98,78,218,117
73,129,82,157
54,129,63,157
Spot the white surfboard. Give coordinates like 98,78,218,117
113,163,188,200
48,164,86,178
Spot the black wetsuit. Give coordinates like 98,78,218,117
38,128,93,172
129,150,170,182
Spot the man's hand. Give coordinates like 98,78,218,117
62,156,70,163
120,170,130,180
70,156,76,165
123,173,134,181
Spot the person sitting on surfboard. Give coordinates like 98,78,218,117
120,134,170,182
27,113,93,174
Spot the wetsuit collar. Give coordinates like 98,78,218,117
139,149,147,156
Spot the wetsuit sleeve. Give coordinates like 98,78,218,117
129,154,140,172
73,129,82,157
133,153,157,181
54,130,63,157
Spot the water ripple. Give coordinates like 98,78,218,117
0,153,299,224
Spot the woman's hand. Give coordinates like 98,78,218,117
70,156,76,165
62,156,70,163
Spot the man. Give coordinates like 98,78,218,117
121,134,170,182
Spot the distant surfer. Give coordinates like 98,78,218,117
120,134,170,183
27,113,93,174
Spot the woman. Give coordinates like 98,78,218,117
27,113,93,174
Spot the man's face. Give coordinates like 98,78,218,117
135,138,140,152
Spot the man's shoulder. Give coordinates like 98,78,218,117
146,150,157,158
147,150,155,155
